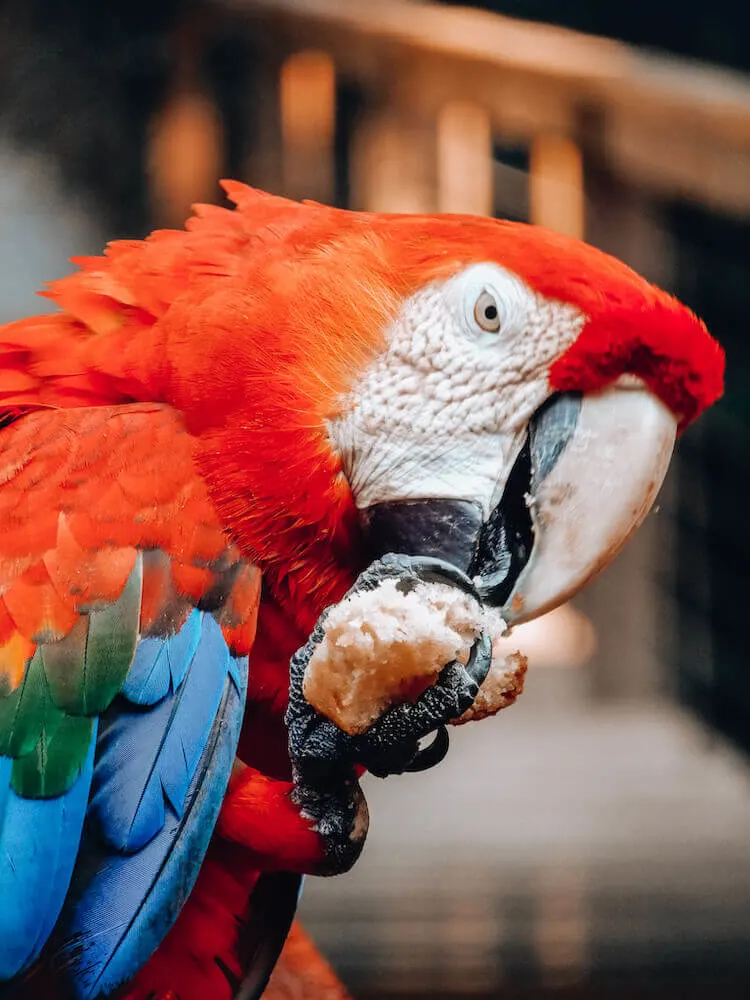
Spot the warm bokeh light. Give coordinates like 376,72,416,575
529,133,585,239
495,603,597,670
147,90,224,228
437,100,494,216
351,110,437,213
280,50,336,202
280,50,336,150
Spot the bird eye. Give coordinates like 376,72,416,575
473,289,501,333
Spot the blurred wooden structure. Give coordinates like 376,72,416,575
215,0,750,224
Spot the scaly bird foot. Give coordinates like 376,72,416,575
285,554,492,874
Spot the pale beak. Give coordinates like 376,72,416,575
360,380,676,628
479,381,677,624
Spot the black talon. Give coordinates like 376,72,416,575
395,555,481,600
405,725,450,773
465,631,493,689
285,555,493,875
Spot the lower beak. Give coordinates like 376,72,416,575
361,381,677,626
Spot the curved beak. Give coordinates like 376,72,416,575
492,383,676,624
361,380,676,626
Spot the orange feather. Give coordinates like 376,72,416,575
0,630,36,694
0,404,257,649
265,922,353,1000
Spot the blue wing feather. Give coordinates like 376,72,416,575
89,610,225,853
0,729,97,978
121,610,202,706
54,611,248,999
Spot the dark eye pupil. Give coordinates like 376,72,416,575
484,304,498,320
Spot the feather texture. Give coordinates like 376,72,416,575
0,181,725,1000
11,713,94,798
89,609,223,852
0,558,143,800
0,728,96,978
54,611,249,999
0,646,61,761
42,558,143,716
121,605,202,706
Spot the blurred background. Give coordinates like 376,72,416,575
1,0,749,997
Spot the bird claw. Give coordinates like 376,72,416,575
404,725,450,773
284,555,492,873
287,554,491,780
352,629,492,778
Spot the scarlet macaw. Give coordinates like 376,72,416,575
0,183,723,999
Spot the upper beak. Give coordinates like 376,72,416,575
487,381,676,624
361,380,677,626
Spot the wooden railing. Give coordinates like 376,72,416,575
216,0,750,228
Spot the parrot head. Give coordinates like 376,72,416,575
325,233,722,626
168,183,722,628
41,182,724,629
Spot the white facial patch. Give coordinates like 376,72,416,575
328,263,585,516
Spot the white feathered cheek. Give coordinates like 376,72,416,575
327,262,580,517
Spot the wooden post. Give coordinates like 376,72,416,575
279,50,336,203
350,108,438,214
529,133,584,239
146,15,224,227
437,100,494,216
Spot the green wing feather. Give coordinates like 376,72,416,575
0,649,64,760
0,555,143,798
42,558,143,717
11,715,95,798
